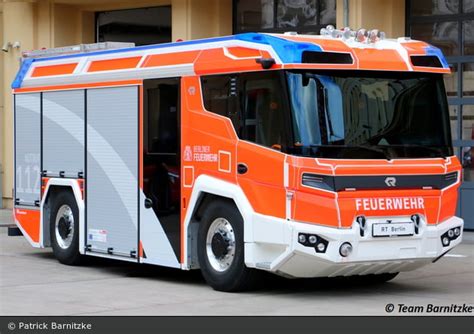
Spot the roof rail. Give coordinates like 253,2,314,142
22,42,135,59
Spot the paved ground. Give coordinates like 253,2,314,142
0,209,473,316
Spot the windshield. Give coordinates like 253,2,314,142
286,70,453,159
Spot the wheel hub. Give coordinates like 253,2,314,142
206,218,236,272
211,232,230,259
57,217,71,239
55,204,74,250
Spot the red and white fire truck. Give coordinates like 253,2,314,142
12,27,463,291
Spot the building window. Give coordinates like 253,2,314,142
96,6,171,46
234,0,336,34
407,0,474,182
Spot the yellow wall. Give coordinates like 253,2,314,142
336,0,405,38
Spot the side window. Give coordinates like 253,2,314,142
147,82,179,154
241,72,287,149
202,75,230,117
201,75,241,133
201,71,289,150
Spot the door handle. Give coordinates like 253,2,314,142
237,163,248,175
144,198,153,209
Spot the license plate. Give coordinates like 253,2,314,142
372,222,415,237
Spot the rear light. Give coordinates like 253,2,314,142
77,179,84,199
41,178,49,197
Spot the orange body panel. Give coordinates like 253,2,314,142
289,156,462,227
31,63,78,77
14,208,40,243
353,48,409,71
226,47,262,58
237,142,286,218
142,51,200,67
88,56,142,72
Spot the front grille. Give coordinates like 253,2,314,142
301,172,459,192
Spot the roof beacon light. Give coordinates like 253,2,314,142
342,27,353,40
356,29,368,43
320,24,336,36
319,26,385,43
368,29,386,43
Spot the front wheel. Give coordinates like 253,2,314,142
50,190,81,265
197,200,260,292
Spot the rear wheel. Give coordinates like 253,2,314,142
197,200,260,292
50,190,81,265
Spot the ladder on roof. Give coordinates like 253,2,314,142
22,42,135,59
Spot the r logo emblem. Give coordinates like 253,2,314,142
385,177,397,187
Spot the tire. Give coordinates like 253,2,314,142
50,190,81,265
197,199,260,292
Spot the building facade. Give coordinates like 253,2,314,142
1,0,472,228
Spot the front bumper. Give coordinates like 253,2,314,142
247,215,464,278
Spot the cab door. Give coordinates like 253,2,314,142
235,71,289,220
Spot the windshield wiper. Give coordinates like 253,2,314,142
309,144,392,160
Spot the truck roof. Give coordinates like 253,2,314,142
12,31,450,91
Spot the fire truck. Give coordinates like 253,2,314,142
12,27,464,291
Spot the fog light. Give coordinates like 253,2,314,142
339,242,353,257
298,234,306,244
448,229,454,238
317,242,326,252
308,235,317,244
454,227,461,237
442,236,450,247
